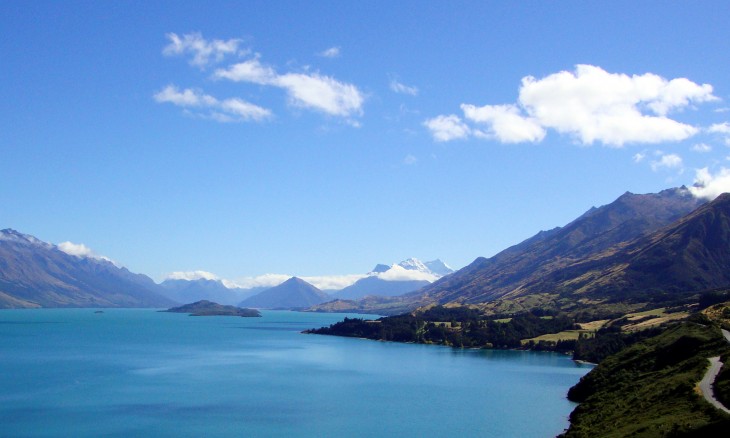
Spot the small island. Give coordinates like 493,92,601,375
162,300,261,317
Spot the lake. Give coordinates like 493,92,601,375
0,309,591,437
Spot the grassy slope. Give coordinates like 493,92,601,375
563,319,730,437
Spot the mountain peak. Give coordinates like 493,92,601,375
424,259,455,276
370,264,391,274
398,258,429,272
239,276,326,309
0,229,52,249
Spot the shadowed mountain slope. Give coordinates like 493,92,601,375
415,187,704,305
0,229,175,308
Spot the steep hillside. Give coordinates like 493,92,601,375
534,192,730,303
0,229,174,308
564,319,730,437
416,187,703,305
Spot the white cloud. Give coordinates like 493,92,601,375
229,273,365,291
461,103,545,143
427,65,716,146
163,32,243,68
390,79,419,96
650,153,683,172
708,122,730,146
57,241,116,265
231,274,292,289
212,57,276,84
301,274,365,290
376,265,438,282
154,84,272,122
275,72,364,117
318,47,341,58
403,154,418,165
58,241,95,258
153,85,217,107
689,167,730,200
166,270,219,281
692,143,712,153
219,97,273,121
423,114,470,142
709,122,730,134
214,58,364,118
633,152,646,163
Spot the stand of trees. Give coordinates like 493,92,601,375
305,306,577,349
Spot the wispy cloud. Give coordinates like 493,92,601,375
708,122,730,135
158,33,364,124
426,65,717,146
692,143,712,153
390,78,418,96
708,122,730,145
403,154,418,165
154,85,272,122
318,46,341,58
650,153,683,172
166,270,219,281
423,114,470,142
163,32,244,68
214,57,364,119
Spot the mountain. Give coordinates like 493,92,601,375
310,187,706,314
332,258,455,300
334,276,430,300
0,229,175,308
414,187,704,305
525,192,730,302
240,277,329,309
159,278,262,306
397,257,454,276
423,259,454,277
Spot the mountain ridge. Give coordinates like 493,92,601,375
0,229,174,308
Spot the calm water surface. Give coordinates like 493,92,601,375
0,309,591,437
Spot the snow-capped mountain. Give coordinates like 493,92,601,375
424,259,454,277
397,257,430,272
397,258,454,277
334,258,454,300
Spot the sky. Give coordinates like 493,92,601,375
2,1,730,288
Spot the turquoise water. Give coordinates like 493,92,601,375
0,309,591,437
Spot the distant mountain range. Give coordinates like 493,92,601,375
4,186,729,316
0,228,454,309
158,278,262,306
0,229,174,308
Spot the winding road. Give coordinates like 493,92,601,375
699,329,730,415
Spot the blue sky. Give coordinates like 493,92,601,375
2,1,730,287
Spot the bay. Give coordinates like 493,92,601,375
0,309,591,437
